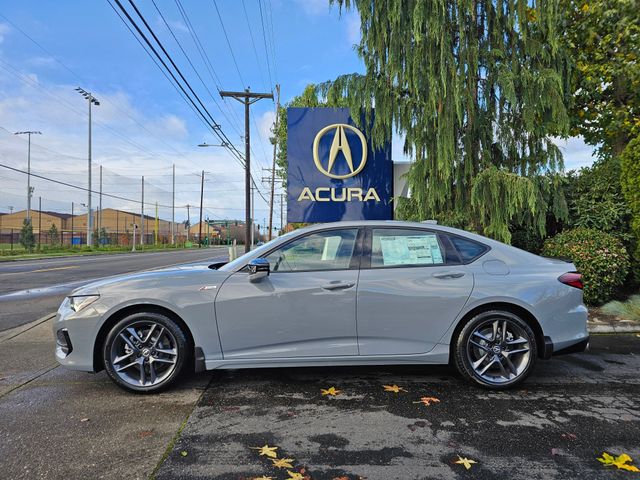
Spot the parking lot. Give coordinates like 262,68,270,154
1,310,638,479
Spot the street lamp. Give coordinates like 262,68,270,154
14,131,41,223
75,87,99,246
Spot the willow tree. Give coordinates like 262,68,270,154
316,0,570,242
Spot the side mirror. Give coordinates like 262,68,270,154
248,258,270,283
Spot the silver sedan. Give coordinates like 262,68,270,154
54,221,589,393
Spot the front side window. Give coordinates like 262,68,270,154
264,229,358,272
371,229,444,267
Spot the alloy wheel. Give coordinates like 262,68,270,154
109,320,179,388
465,317,532,385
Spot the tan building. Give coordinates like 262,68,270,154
0,209,70,233
70,208,177,236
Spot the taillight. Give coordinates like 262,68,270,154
559,272,583,289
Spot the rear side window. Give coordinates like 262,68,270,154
371,229,445,267
448,235,489,263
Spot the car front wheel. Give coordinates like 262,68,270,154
103,311,188,393
454,310,537,389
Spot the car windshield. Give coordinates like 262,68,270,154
218,230,300,272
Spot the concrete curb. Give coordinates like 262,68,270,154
0,313,56,343
588,322,640,334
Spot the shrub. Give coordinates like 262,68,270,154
541,228,630,305
620,136,640,260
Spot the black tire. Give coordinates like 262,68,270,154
454,310,537,390
103,311,189,393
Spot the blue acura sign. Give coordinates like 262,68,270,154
287,107,393,222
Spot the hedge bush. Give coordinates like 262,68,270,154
541,228,630,305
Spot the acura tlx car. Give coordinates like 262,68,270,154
54,221,589,393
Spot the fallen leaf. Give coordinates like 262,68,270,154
252,476,274,480
180,451,188,457
251,445,279,458
287,471,305,479
271,458,295,469
598,452,640,472
454,455,477,470
80,418,90,422
561,432,577,440
413,396,440,406
383,384,407,393
138,430,154,438
321,387,341,396
551,448,560,456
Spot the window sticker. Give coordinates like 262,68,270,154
379,234,443,266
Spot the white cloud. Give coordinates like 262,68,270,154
295,0,332,16
345,12,361,45
0,23,10,44
554,136,597,171
257,110,275,143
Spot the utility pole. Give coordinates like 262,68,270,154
155,202,159,245
186,204,191,241
198,170,204,247
280,193,285,234
219,88,273,252
268,84,280,241
14,131,41,223
98,165,103,234
75,88,99,246
140,176,144,247
171,164,175,245
250,184,255,247
70,201,74,246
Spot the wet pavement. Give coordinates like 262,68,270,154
156,335,640,480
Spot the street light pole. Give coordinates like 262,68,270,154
14,131,41,223
199,170,204,247
75,88,99,246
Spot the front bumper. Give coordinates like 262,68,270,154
53,299,105,372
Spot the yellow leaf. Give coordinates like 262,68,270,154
581,3,589,12
253,476,274,480
287,471,305,479
597,452,640,471
454,455,477,470
321,386,341,396
383,384,407,393
271,458,295,469
251,445,279,458
413,396,440,406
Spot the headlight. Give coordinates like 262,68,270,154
67,294,100,312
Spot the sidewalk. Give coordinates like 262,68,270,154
588,307,640,334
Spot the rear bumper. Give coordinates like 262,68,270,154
543,335,590,359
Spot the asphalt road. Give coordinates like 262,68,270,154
0,247,228,331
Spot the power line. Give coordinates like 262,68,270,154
241,0,269,91
212,0,246,88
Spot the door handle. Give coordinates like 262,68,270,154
432,271,465,279
321,281,355,291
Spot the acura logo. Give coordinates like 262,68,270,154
312,124,368,179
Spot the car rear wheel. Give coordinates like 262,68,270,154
454,310,537,389
103,312,188,393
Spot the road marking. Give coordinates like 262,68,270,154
0,265,78,275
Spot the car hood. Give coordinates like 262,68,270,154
70,263,231,295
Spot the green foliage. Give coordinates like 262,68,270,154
542,228,630,305
274,84,348,185
620,136,640,260
319,0,570,242
510,228,544,254
602,295,640,322
562,0,640,158
564,157,632,241
19,219,35,251
48,224,59,246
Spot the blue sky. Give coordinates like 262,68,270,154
0,0,596,227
